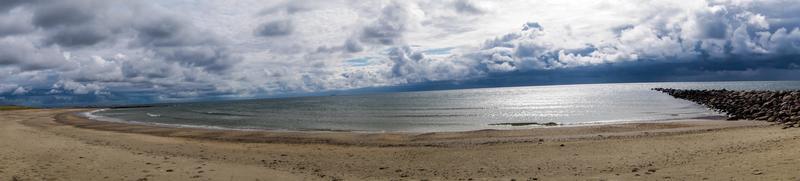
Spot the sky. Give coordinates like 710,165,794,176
1,0,800,106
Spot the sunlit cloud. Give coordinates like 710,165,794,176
0,0,799,106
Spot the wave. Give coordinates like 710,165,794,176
82,109,133,123
188,110,255,117
80,109,389,133
377,114,478,118
81,109,264,132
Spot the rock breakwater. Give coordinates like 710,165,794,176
653,88,800,128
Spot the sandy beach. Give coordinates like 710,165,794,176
3,109,800,180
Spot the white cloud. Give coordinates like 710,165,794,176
11,87,28,95
52,80,104,95
0,84,19,94
1,0,800,105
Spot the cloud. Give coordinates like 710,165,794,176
521,22,542,31
1,0,800,106
0,10,34,37
344,37,364,52
360,2,412,45
0,0,245,105
254,19,293,37
12,86,29,95
387,46,476,83
380,1,800,85
0,0,34,12
152,46,240,72
130,5,241,72
453,0,485,14
42,24,112,47
33,0,240,72
51,80,104,95
0,84,19,94
258,0,326,15
30,1,95,28
133,15,220,48
30,0,117,48
0,84,29,96
0,38,66,71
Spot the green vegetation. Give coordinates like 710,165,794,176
0,105,34,111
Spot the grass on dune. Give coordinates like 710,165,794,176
0,105,34,111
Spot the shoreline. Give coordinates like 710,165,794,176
82,108,729,134
5,109,800,180
63,109,764,146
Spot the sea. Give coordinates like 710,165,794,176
88,81,800,132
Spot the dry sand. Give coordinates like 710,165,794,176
2,109,800,180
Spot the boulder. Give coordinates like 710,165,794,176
653,88,800,127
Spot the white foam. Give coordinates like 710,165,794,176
146,113,161,117
81,109,269,132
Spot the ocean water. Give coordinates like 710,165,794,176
91,81,800,132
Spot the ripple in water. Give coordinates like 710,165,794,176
92,81,800,132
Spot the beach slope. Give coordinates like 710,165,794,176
2,109,800,180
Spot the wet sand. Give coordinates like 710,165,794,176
3,109,800,180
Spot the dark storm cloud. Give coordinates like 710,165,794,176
133,16,241,72
121,60,173,79
0,0,241,72
390,56,800,93
0,39,65,71
0,13,34,37
344,38,364,52
387,4,800,86
153,46,238,72
0,0,242,106
254,19,293,37
694,9,729,39
31,1,95,28
28,0,116,48
42,25,111,47
133,16,220,47
0,0,34,12
742,1,800,31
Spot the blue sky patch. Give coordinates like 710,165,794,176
345,57,373,66
421,47,456,55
